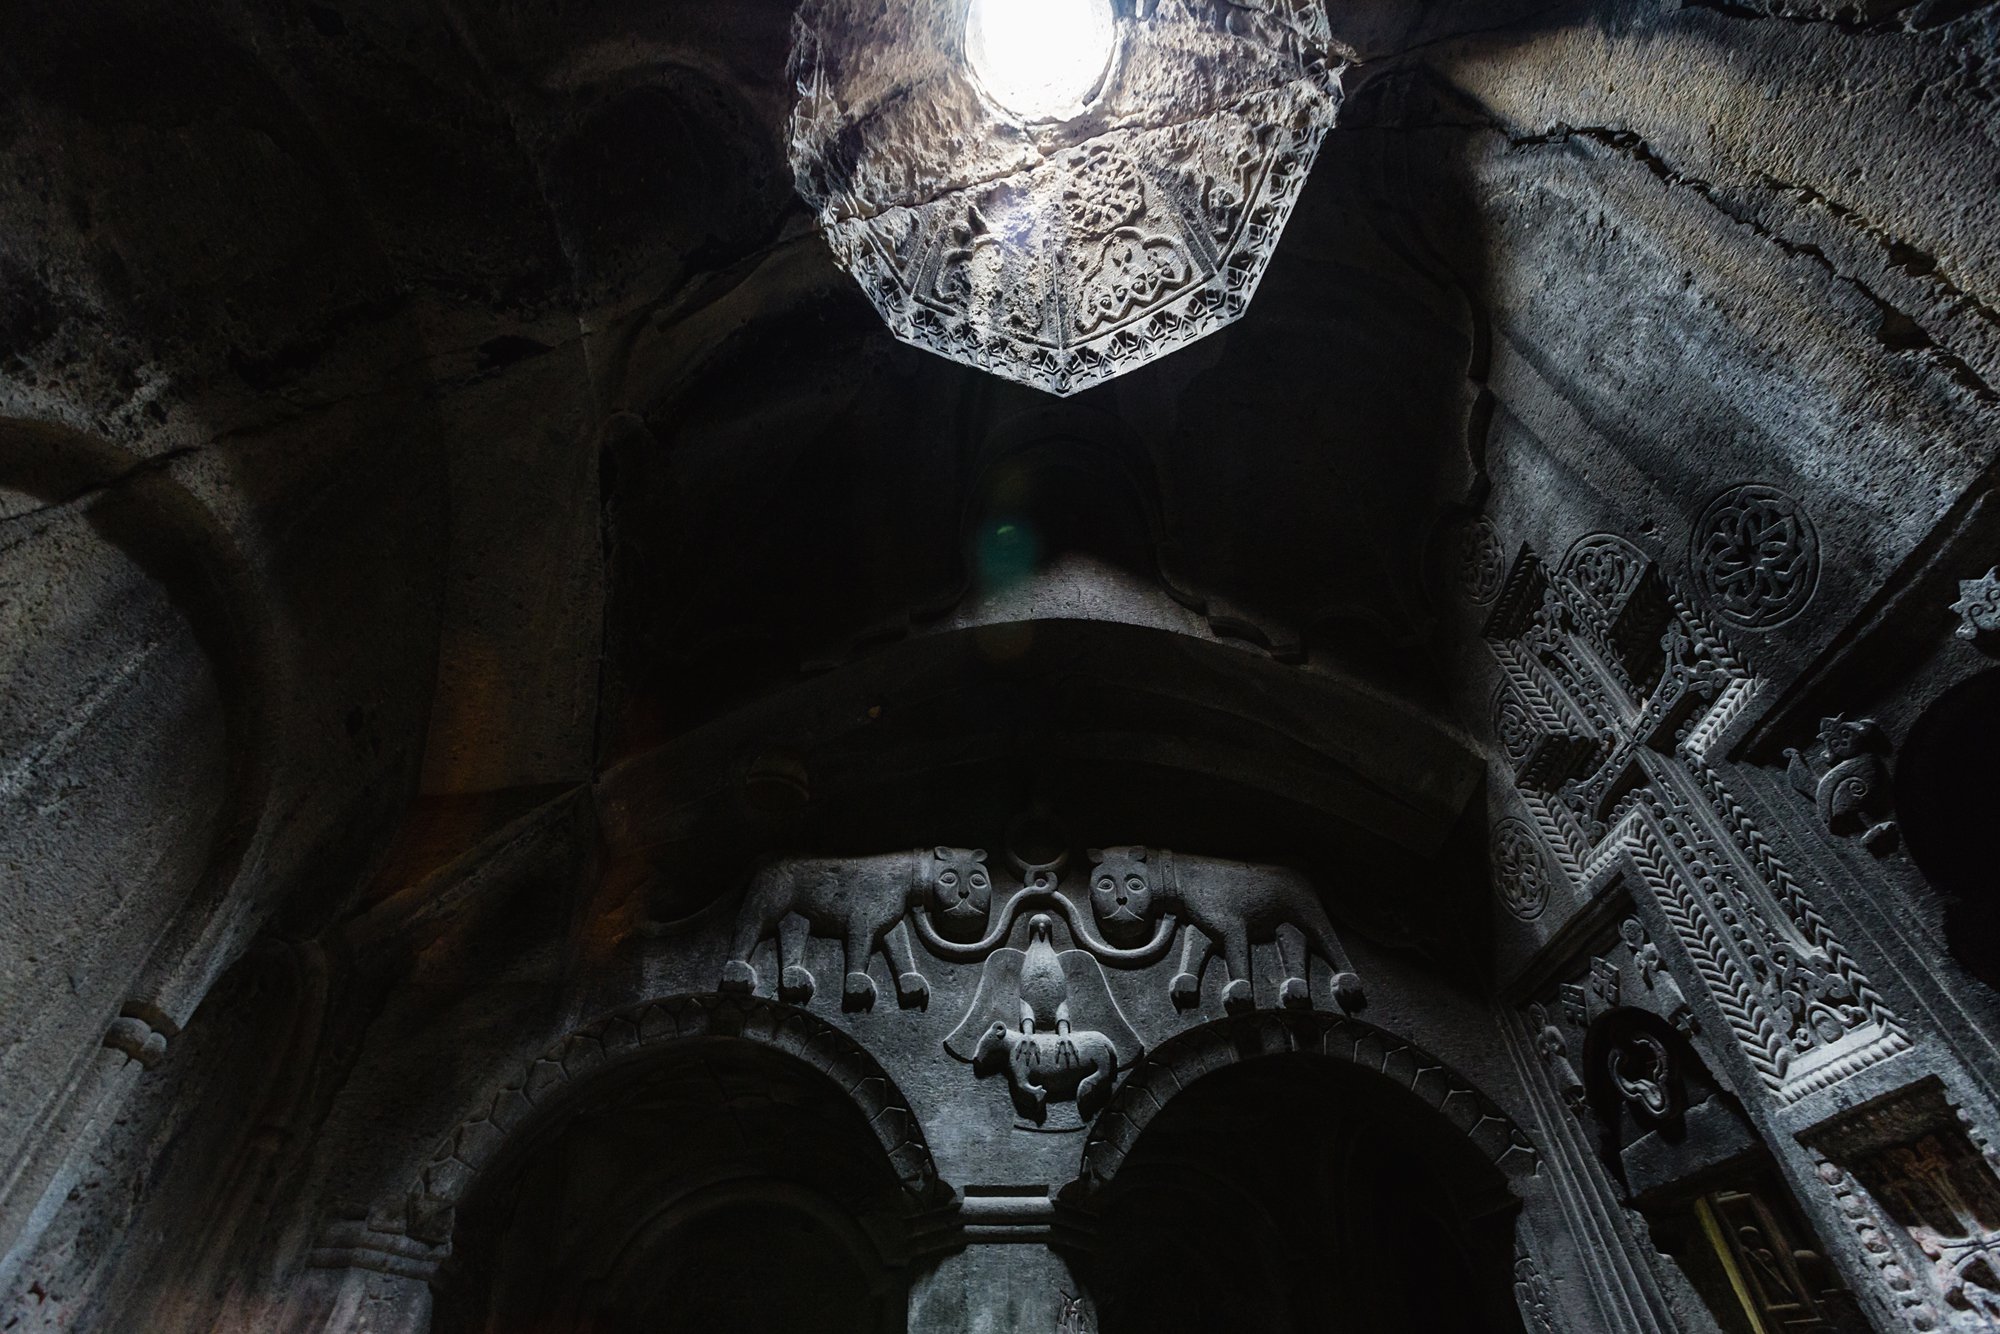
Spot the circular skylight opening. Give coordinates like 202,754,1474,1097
965,0,1117,123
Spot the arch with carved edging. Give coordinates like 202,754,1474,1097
1078,1009,1540,1189
403,993,944,1245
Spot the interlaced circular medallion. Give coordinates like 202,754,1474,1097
1494,685,1535,768
1491,818,1552,921
1689,484,1819,630
1563,532,1645,608
1458,516,1504,605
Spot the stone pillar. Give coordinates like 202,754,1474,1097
290,1221,443,1334
907,1191,1095,1334
296,1272,434,1334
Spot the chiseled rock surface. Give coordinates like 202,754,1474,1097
0,0,1996,1328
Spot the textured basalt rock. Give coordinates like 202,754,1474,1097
0,0,1998,1330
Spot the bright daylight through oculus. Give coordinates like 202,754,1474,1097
964,0,1118,122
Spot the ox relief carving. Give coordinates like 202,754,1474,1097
1487,535,1906,1105
947,914,1139,1127
719,847,989,1010
1086,846,1365,1015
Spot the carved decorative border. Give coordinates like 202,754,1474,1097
1625,800,1906,1104
1810,1152,1943,1332
1486,536,1906,1107
398,994,942,1246
1077,1010,1538,1186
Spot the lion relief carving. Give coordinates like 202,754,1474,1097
1086,846,1364,1015
718,847,989,1011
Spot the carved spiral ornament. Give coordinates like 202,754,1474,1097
1606,1029,1676,1121
1690,484,1819,630
1491,818,1553,921
786,0,1347,395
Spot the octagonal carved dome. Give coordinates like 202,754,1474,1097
789,0,1348,395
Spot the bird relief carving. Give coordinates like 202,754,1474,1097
946,913,1142,1129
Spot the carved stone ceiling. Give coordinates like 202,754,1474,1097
788,0,1348,394
5,0,1994,939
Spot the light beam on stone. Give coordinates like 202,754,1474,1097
964,0,1117,122
789,0,1349,396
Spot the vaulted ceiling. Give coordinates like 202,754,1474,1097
3,0,1996,1117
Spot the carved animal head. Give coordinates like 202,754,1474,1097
1087,846,1157,944
972,1021,1011,1075
1816,715,1884,762
927,846,991,942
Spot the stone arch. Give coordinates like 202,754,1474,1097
0,418,278,939
406,993,943,1244
0,420,278,1134
1078,1010,1539,1189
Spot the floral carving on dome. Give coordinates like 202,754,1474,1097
788,0,1348,395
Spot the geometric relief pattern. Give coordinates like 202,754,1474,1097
1492,818,1553,920
789,0,1346,395
1627,792,1905,1103
1690,484,1820,631
1486,535,1905,1104
1459,515,1506,605
398,994,943,1245
1079,1009,1538,1187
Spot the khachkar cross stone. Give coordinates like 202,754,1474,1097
787,0,1348,395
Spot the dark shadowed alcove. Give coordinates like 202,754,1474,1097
1082,1054,1523,1334
432,1040,917,1334
1897,667,2000,993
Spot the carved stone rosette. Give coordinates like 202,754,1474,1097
788,0,1346,395
1689,484,1820,631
